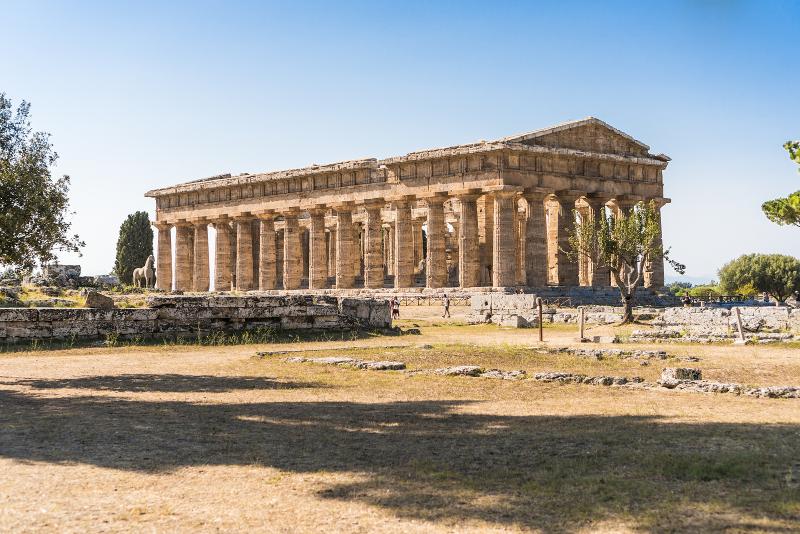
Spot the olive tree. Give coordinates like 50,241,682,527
0,94,83,270
567,201,684,324
718,254,800,304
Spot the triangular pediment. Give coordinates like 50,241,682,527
501,117,651,157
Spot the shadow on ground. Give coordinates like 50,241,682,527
8,374,321,393
0,378,798,531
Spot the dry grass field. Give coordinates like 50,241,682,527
1,305,799,532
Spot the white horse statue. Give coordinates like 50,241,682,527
133,255,155,288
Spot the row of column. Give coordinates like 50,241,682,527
155,192,665,292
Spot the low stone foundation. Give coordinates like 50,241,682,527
0,294,391,345
467,294,662,327
632,306,800,343
252,285,678,306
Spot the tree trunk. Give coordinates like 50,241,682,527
621,295,634,324
611,267,636,324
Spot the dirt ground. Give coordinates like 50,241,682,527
1,305,799,533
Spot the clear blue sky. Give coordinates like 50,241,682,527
4,0,799,281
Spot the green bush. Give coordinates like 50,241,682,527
719,254,800,303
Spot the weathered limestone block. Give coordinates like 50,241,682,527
660,367,702,385
85,291,115,310
0,309,39,321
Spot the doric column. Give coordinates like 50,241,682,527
393,199,414,288
577,206,591,286
644,198,668,288
457,194,480,288
426,195,448,288
213,219,233,291
235,216,255,291
551,191,581,286
257,213,277,290
335,205,355,289
524,190,548,287
192,220,210,292
586,196,611,287
308,208,328,290
412,219,424,273
155,223,172,291
327,230,336,278
614,196,638,217
352,223,362,279
174,223,193,292
479,195,494,286
282,210,302,290
386,223,395,275
363,202,384,289
515,209,526,285
492,190,518,287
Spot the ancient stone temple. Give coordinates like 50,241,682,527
145,117,669,292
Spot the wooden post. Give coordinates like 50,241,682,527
579,306,585,341
537,297,543,342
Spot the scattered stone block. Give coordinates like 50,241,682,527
84,291,115,310
358,361,405,370
479,369,526,380
661,367,702,381
434,365,483,377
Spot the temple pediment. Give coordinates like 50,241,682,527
501,117,651,157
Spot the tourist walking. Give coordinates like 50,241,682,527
442,294,450,318
392,298,400,319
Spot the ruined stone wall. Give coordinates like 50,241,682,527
466,295,659,327
0,295,391,344
652,306,800,335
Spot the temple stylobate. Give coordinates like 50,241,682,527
145,117,670,292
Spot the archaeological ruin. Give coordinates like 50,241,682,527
145,117,670,292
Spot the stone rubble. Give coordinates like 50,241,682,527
533,372,641,386
284,356,406,370
279,357,800,399
630,306,800,344
551,347,671,361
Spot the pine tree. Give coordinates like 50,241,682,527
114,211,153,284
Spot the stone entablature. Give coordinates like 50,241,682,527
145,117,670,292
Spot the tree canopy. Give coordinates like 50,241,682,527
568,201,684,323
114,211,153,284
0,94,83,270
718,254,800,304
762,141,800,227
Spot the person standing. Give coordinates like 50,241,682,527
442,293,450,318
